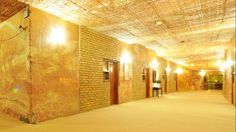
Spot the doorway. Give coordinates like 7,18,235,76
163,73,167,93
108,61,119,104
231,65,235,104
145,68,151,97
174,73,178,91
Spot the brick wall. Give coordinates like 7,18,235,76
79,27,193,112
131,45,150,100
79,27,132,112
0,7,194,122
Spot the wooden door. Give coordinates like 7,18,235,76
175,73,178,91
109,62,119,104
146,68,150,97
163,74,167,93
231,65,235,104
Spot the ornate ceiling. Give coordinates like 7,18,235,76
15,0,236,70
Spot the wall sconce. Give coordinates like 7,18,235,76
224,60,234,67
219,66,225,72
150,59,158,69
120,52,132,64
199,70,206,77
165,67,171,74
175,68,183,74
219,60,234,72
49,26,66,45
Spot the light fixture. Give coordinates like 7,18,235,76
199,70,206,77
150,59,158,69
120,51,132,64
224,60,234,67
165,67,171,74
219,60,234,72
156,21,163,25
175,68,183,74
49,26,66,45
220,66,225,72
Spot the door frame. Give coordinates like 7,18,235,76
175,73,178,91
146,68,150,97
163,73,167,93
231,65,235,104
105,58,119,104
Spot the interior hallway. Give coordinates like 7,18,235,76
0,90,235,132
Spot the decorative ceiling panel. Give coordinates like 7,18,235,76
18,0,235,70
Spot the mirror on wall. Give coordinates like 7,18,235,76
142,68,146,81
103,60,109,81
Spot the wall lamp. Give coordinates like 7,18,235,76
49,26,66,45
219,60,234,72
150,59,158,69
175,68,183,74
165,67,171,74
199,70,206,77
120,51,132,64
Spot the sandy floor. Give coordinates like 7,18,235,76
0,90,235,132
